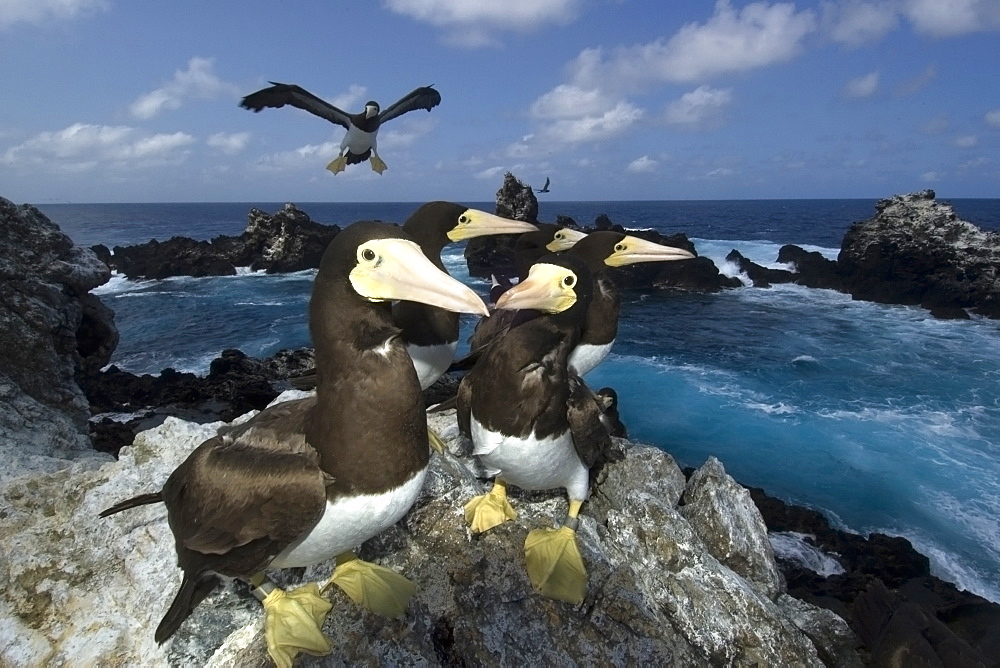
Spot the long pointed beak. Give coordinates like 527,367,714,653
351,239,488,315
605,235,695,267
494,263,576,314
546,228,588,252
447,209,539,241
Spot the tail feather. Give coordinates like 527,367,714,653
99,492,163,518
155,572,221,644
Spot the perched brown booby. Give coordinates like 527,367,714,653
101,222,488,667
456,253,623,604
240,83,441,174
289,202,538,392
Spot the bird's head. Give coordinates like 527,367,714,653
318,221,487,315
365,101,379,118
570,230,695,268
545,227,589,252
495,253,592,316
405,201,538,244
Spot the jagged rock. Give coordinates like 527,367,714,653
838,190,1000,318
102,203,341,279
0,196,117,481
777,244,845,291
725,249,794,288
680,457,784,600
0,402,859,667
494,171,538,223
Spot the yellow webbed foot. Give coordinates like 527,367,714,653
323,552,415,618
260,583,333,668
524,525,587,604
326,156,347,174
464,480,517,533
370,154,388,174
428,426,446,454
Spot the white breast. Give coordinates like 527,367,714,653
470,416,589,501
270,468,427,568
568,340,615,376
342,125,376,155
407,340,458,390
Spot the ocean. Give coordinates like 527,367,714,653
40,198,1000,604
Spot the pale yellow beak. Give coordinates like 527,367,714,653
494,263,577,314
604,235,695,267
350,238,488,315
546,228,588,252
446,209,539,241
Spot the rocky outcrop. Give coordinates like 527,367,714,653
494,171,538,223
837,191,1000,318
0,197,117,482
777,245,844,291
0,402,862,667
100,203,342,280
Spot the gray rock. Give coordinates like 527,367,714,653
0,397,860,666
495,171,538,223
0,196,117,481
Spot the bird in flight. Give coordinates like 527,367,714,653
240,83,441,175
536,177,551,193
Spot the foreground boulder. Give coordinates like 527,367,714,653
0,197,117,482
0,403,860,667
98,203,342,279
831,191,1000,318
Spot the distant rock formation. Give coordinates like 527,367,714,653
0,401,863,666
96,203,342,279
495,171,539,223
0,197,117,481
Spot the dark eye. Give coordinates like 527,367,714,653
555,232,564,239
614,243,625,252
459,215,468,224
362,248,376,262
563,275,576,288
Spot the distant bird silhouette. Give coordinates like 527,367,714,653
536,177,551,193
240,83,441,175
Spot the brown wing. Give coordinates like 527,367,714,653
239,82,351,128
164,398,326,576
456,374,473,438
566,375,622,469
378,85,441,123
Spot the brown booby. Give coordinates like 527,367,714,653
101,222,488,667
456,253,623,604
289,202,538,392
535,177,551,193
240,83,441,174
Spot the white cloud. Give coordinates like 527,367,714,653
330,85,368,111
0,0,106,28
540,101,644,144
822,0,899,47
627,155,658,173
902,0,1000,37
842,70,879,98
130,57,240,119
207,132,250,154
664,86,732,128
377,116,437,150
385,0,579,47
530,85,616,119
921,170,941,182
569,1,817,91
1,123,194,170
986,109,1000,128
475,165,508,180
954,135,978,148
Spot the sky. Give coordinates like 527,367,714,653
1,0,999,203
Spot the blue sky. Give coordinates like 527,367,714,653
2,0,999,203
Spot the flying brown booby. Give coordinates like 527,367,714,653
457,253,623,604
240,83,441,174
101,222,488,667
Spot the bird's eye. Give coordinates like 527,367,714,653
614,243,626,252
458,215,469,224
361,248,377,262
563,274,576,288
555,232,564,239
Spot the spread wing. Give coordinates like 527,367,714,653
163,398,327,575
378,85,442,124
567,375,622,469
240,82,351,129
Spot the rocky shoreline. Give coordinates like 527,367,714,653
2,189,1000,666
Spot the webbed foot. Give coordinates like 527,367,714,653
524,524,587,604
428,426,446,454
259,583,333,668
323,551,415,618
370,154,388,174
463,479,516,533
326,155,347,174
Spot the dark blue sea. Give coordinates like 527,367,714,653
41,199,1000,604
